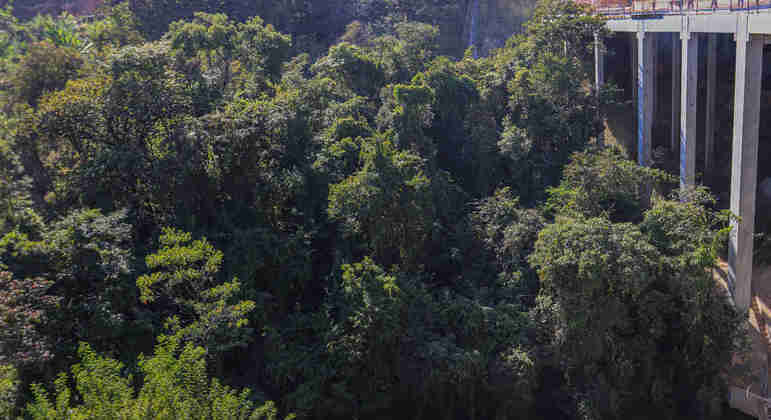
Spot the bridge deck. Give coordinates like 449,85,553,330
595,0,771,14
593,0,771,33
604,11,771,33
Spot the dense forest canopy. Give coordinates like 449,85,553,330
1,0,536,57
0,1,748,419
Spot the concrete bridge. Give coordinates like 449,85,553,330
593,5,771,418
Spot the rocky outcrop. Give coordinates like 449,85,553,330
463,0,536,56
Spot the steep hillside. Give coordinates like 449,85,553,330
3,0,536,57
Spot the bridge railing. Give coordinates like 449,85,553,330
589,0,771,17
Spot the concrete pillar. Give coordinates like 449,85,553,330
652,34,658,126
729,31,763,312
671,33,681,152
595,33,605,148
631,33,638,102
705,34,717,173
680,31,698,191
637,31,654,167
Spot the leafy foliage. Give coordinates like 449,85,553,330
470,187,545,298
137,228,256,357
10,41,82,107
167,12,290,97
265,258,536,419
546,148,674,222
0,208,135,371
26,337,292,420
0,271,59,368
0,364,18,419
0,1,746,419
531,153,740,418
86,2,145,50
328,139,434,270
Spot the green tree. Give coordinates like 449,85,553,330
419,57,489,194
311,42,383,98
10,41,82,107
546,148,674,222
32,76,110,207
233,16,291,83
0,364,18,419
469,187,545,300
22,13,89,51
0,270,59,369
83,42,206,227
137,228,256,358
474,0,610,203
167,13,290,96
323,257,406,417
42,209,135,351
198,93,318,315
265,257,536,420
15,49,211,228
85,2,145,50
531,188,740,418
0,3,22,78
328,139,434,269
0,134,43,237
167,12,238,94
368,22,439,84
104,42,190,144
376,75,435,162
26,337,292,420
0,208,135,370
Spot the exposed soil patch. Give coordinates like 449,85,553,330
716,259,771,418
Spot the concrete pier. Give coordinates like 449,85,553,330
637,31,654,167
729,29,762,312
603,14,768,314
705,34,717,173
631,34,638,103
680,31,698,190
599,11,769,418
652,34,658,129
671,33,681,153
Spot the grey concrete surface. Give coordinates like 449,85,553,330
729,31,762,312
680,31,698,189
637,31,655,166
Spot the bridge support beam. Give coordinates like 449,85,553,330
637,31,654,167
729,30,762,313
671,33,681,153
680,31,698,191
705,33,717,173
